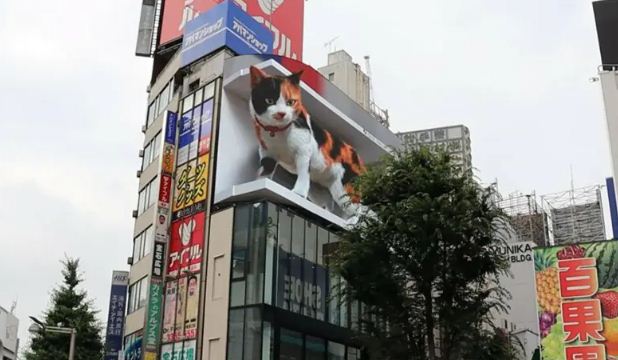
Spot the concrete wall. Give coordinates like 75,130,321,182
600,71,618,188
201,207,234,360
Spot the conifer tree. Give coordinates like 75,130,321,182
25,257,104,360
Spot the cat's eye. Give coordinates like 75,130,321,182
265,98,275,105
286,99,296,106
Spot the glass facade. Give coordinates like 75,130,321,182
226,202,365,359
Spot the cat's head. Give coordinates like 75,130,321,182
249,66,303,127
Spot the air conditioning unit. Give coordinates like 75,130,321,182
136,170,142,178
139,149,144,157
132,210,138,218
127,257,134,265
141,124,147,133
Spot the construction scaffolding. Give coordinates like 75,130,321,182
541,185,606,245
499,192,550,246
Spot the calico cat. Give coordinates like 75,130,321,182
249,65,365,216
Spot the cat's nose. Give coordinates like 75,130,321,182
274,112,286,120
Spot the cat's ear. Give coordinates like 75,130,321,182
250,66,267,88
288,70,303,85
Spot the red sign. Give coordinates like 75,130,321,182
168,212,205,277
159,174,173,207
159,0,304,60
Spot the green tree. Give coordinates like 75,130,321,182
334,147,513,359
25,257,104,360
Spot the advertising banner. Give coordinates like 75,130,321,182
534,240,618,359
124,337,142,360
159,174,173,208
168,212,205,278
159,0,303,60
180,1,273,67
184,274,200,339
144,279,164,351
165,112,178,145
104,271,129,360
175,277,188,341
161,340,197,360
162,281,178,343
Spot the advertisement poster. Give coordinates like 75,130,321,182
124,337,142,360
534,240,618,359
144,279,164,351
184,275,200,339
168,212,205,277
161,340,197,360
159,0,304,60
175,277,188,341
162,281,178,343
104,271,129,360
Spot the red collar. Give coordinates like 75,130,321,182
255,117,292,137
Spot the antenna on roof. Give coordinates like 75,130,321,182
324,36,339,53
10,300,17,314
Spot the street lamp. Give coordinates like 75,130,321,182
28,316,77,360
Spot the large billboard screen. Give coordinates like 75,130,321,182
534,240,618,359
159,0,304,60
214,61,376,223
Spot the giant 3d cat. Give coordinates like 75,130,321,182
249,66,365,216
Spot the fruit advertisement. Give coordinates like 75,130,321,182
535,241,618,359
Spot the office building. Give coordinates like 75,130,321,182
397,125,472,175
0,306,19,360
124,1,401,359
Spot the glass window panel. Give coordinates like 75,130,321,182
195,88,204,105
182,94,194,114
230,280,246,307
147,102,156,127
261,321,273,360
243,307,262,360
328,274,340,326
305,336,326,360
139,278,148,309
152,132,161,159
327,341,345,360
142,143,151,170
317,227,328,266
227,309,244,360
346,347,361,360
340,280,348,328
264,203,278,305
279,328,302,360
277,210,292,310
204,82,215,99
159,84,169,111
143,226,153,257
305,223,317,263
350,300,359,331
233,206,250,279
138,188,146,215
246,203,266,305
304,223,317,317
133,235,141,262
289,216,304,313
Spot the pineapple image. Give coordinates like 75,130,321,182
535,252,561,315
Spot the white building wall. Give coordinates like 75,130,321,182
0,307,19,360
599,71,618,191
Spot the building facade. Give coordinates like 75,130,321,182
123,2,402,359
0,306,19,360
397,125,472,175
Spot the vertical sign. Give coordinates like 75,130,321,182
143,111,179,360
534,240,618,359
104,271,129,360
160,85,217,358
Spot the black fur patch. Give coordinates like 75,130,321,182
342,162,357,185
311,121,327,148
251,77,281,115
329,136,344,160
293,113,310,130
260,157,277,176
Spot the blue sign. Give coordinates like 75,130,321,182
104,271,129,360
165,112,177,145
124,337,142,360
607,177,618,239
181,0,273,67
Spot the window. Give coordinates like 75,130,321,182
227,309,245,360
327,341,345,360
141,132,162,170
145,80,173,129
132,226,153,262
305,336,326,360
277,210,292,310
243,307,262,360
231,205,250,307
279,328,303,360
127,277,148,313
137,177,158,215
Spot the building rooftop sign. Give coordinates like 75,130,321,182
181,1,273,67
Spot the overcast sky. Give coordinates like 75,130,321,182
0,0,612,352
